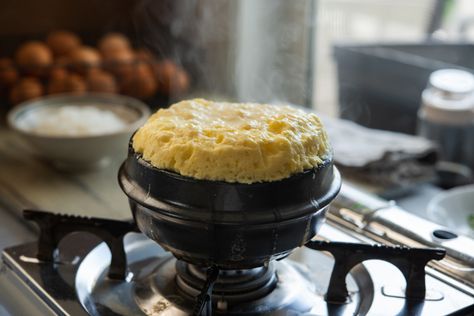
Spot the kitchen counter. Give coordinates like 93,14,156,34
0,129,131,250
0,204,35,250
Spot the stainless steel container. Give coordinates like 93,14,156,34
417,69,474,169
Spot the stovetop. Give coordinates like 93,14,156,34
1,184,473,316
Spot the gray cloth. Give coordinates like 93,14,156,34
322,116,437,188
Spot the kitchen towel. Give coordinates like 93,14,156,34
323,116,437,189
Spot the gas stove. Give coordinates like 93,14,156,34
1,184,473,315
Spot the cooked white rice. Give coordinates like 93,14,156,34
18,105,127,137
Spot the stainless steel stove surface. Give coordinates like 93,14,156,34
1,184,473,316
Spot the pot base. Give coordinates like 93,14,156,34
133,203,329,269
175,261,277,305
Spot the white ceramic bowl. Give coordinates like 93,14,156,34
7,93,150,171
427,184,474,237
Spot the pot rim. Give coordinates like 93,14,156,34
119,155,341,225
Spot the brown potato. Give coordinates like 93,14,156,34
49,65,68,81
86,69,117,93
120,63,157,99
15,41,53,76
54,55,72,68
98,33,131,59
48,73,86,95
10,77,43,104
0,58,19,87
46,30,81,57
135,48,154,63
103,48,135,78
153,59,189,95
69,46,101,75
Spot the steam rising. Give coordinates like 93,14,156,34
132,0,313,105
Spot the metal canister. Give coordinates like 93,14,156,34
417,69,474,169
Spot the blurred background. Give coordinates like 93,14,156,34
0,0,473,245
1,0,472,112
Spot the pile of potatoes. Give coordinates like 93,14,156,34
0,31,190,105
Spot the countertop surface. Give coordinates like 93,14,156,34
0,128,132,251
0,129,131,218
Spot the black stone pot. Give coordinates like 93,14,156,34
118,143,341,269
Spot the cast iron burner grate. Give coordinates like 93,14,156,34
23,210,446,316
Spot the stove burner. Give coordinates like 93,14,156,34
175,262,277,313
126,244,341,315
22,210,449,316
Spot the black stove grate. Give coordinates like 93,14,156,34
305,240,445,302
23,209,139,279
23,209,446,316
